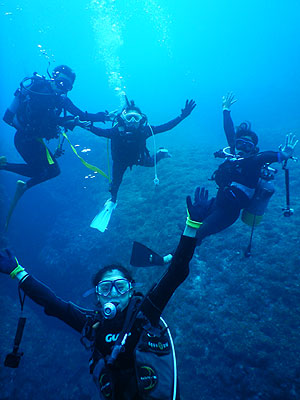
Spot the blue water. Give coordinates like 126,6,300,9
1,1,300,399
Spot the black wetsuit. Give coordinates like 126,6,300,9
196,110,282,243
2,77,106,188
87,116,183,201
19,235,196,399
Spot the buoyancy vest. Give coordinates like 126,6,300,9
134,318,176,400
213,158,241,188
85,296,177,400
214,158,276,225
111,124,150,166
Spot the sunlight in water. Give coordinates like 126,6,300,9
89,0,171,105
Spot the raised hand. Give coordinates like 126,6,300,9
181,99,196,119
279,133,298,160
186,187,214,224
222,92,237,111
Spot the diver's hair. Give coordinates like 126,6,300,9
92,264,134,286
52,65,76,84
236,121,258,146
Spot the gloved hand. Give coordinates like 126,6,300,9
0,249,19,275
64,116,92,130
105,109,120,122
186,187,214,226
180,99,196,119
279,133,298,160
222,92,237,111
95,111,109,122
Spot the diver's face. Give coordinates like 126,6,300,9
235,137,256,157
121,109,143,129
96,270,133,312
52,73,73,94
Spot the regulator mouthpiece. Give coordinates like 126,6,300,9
103,303,117,319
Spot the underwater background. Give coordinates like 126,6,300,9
1,0,300,399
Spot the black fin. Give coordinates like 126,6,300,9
130,242,164,267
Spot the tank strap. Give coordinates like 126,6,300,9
62,132,110,179
37,138,55,165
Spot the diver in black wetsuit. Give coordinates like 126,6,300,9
0,187,211,400
1,65,109,228
195,92,298,244
73,98,196,203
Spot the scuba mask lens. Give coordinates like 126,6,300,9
236,138,255,153
121,110,143,127
96,279,132,297
126,113,142,123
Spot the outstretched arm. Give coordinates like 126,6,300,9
63,97,109,123
222,92,237,153
0,250,88,332
62,117,115,139
150,99,196,134
141,187,213,325
254,133,298,166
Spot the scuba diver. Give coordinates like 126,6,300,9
69,97,196,232
131,94,298,267
1,65,109,229
195,92,298,248
0,186,211,400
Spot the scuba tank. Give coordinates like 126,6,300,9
241,165,276,226
3,89,22,128
3,73,54,131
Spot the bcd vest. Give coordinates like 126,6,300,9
86,296,177,400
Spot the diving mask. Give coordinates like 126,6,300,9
235,138,255,153
96,278,132,297
121,110,143,128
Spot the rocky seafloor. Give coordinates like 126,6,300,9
0,134,299,400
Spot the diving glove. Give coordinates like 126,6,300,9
186,187,214,226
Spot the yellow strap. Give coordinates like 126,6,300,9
10,258,24,279
38,138,54,165
62,132,109,179
186,217,203,229
186,209,203,229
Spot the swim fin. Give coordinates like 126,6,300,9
130,242,171,267
5,180,27,231
90,199,117,232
